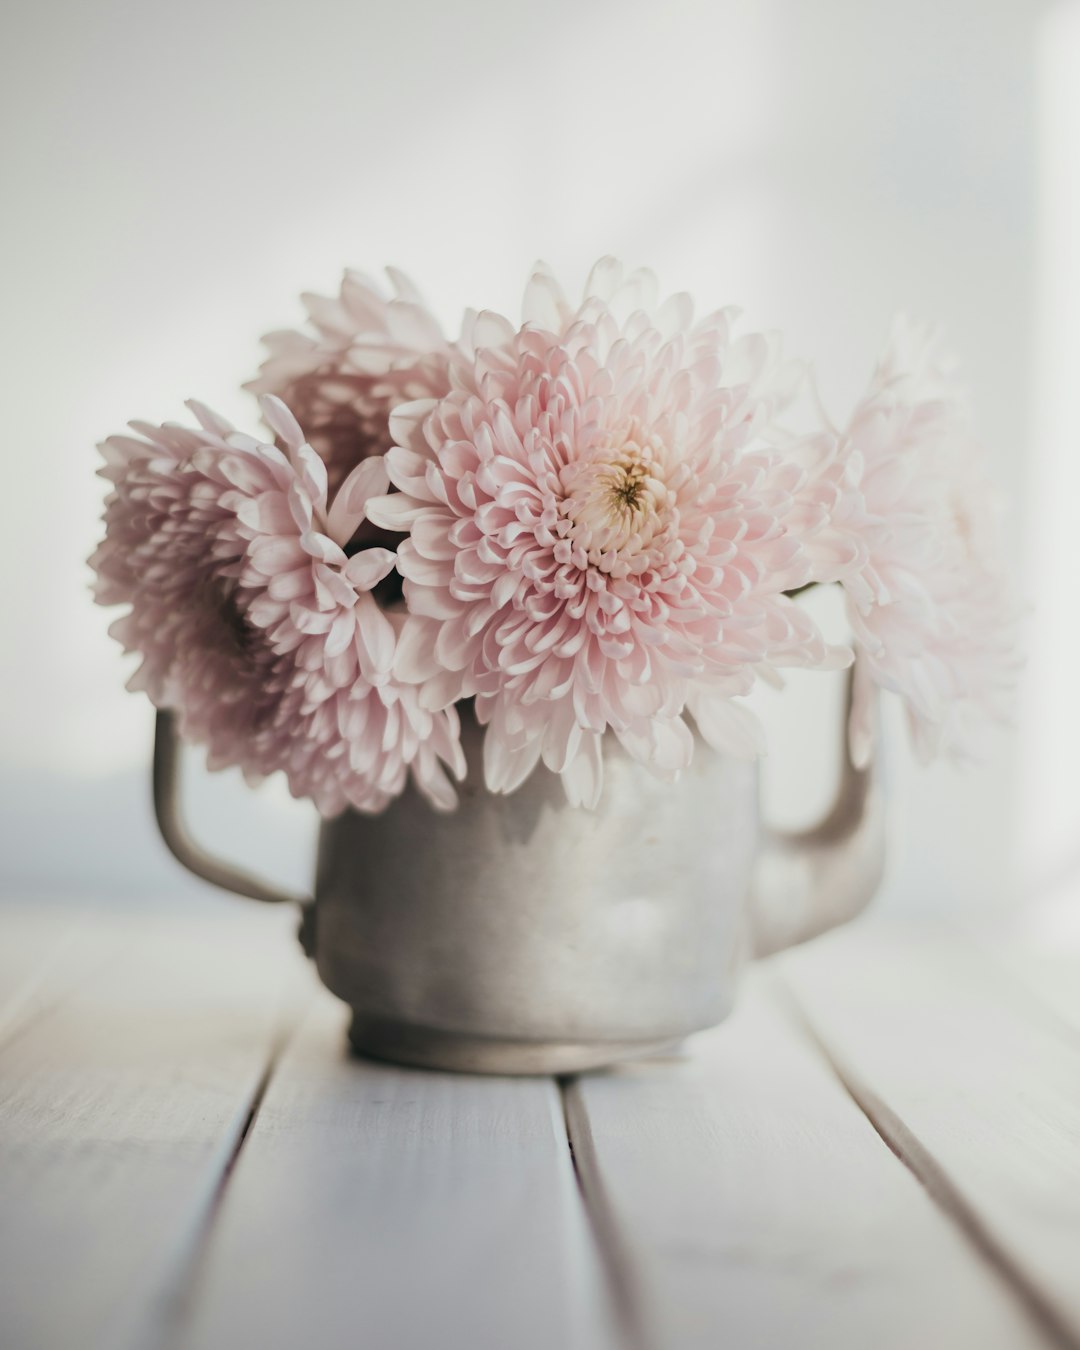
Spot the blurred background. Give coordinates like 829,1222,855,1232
0,0,1075,933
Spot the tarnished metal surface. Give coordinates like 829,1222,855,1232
315,720,759,1071
153,670,884,1074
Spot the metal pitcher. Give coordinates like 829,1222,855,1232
153,668,885,1074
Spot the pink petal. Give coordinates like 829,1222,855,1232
326,457,391,546
561,732,603,809
365,493,430,531
258,395,305,452
388,400,438,456
343,547,397,592
393,616,442,683
483,727,542,794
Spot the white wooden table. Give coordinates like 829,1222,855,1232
2,898,1078,1350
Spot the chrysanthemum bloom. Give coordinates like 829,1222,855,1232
247,268,453,498
90,397,465,814
371,259,857,807
832,317,1020,763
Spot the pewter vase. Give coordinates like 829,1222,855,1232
152,670,885,1074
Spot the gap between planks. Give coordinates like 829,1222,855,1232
161,995,622,1350
0,903,626,1350
775,977,1080,1350
130,1014,301,1350
144,925,1080,1350
562,965,1062,1350
776,927,1080,1350
561,1075,654,1350
9,908,1070,1350
0,901,313,1350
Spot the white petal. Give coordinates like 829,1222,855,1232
324,610,356,658
470,309,516,349
301,529,347,567
235,491,294,535
655,290,694,337
388,399,438,456
395,540,449,586
186,400,235,439
258,395,305,452
540,700,582,774
386,299,445,350
561,732,604,809
418,668,468,711
355,594,396,677
326,456,391,546
294,442,329,510
690,693,765,759
413,757,458,812
393,615,442,682
385,266,425,305
584,256,623,302
483,727,541,794
365,493,430,531
617,717,694,780
522,263,569,331
343,547,397,592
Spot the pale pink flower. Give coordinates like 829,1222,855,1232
371,259,854,807
91,397,465,814
833,317,1020,763
247,268,452,497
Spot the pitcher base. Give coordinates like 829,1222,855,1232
347,1013,687,1075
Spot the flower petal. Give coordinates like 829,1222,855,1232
343,547,397,592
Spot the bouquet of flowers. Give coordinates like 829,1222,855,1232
91,259,1019,816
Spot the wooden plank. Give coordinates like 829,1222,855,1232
0,899,262,1053
169,995,621,1350
0,906,78,1001
0,904,309,1350
0,904,100,1049
973,927,1080,1045
566,971,1048,1350
779,925,1080,1349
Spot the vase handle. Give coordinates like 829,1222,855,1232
152,710,307,906
749,661,887,958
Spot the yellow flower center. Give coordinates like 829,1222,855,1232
560,427,671,562
609,461,648,512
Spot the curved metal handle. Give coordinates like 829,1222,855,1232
153,710,307,906
750,662,886,958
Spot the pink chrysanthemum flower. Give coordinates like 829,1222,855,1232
370,259,856,807
247,268,452,497
833,317,1020,763
90,397,465,814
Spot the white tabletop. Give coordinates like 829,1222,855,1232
1,898,1077,1350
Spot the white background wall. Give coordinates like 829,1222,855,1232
0,0,1061,918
